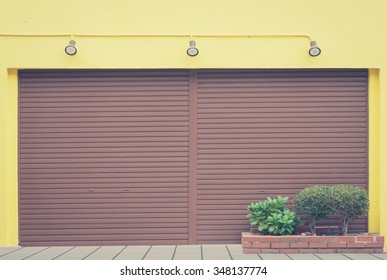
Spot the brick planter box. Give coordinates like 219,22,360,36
242,232,385,254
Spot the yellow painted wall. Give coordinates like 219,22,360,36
368,69,380,234
1,0,386,248
0,70,18,247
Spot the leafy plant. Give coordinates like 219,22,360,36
247,196,301,235
293,185,335,235
330,185,369,235
266,210,301,235
293,185,369,236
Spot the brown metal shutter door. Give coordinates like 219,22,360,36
19,70,190,246
196,70,368,244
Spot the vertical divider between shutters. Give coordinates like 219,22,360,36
188,70,198,244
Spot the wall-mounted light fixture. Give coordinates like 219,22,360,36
309,41,321,57
9,34,319,58
65,40,77,55
187,40,199,57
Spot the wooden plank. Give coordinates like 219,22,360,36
260,254,292,260
343,254,381,260
173,245,202,260
0,247,48,260
0,247,21,257
55,246,100,260
114,246,150,260
143,246,176,260
227,245,261,260
24,246,74,260
202,245,231,260
84,246,125,260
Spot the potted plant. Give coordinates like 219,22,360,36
242,186,384,254
247,196,301,236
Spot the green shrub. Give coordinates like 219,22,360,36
330,185,369,235
294,185,369,236
247,196,301,235
293,185,335,235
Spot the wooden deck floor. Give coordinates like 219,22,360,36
1,245,386,260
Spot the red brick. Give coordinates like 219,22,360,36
252,242,271,249
260,249,280,253
299,249,317,253
375,236,385,243
242,232,261,243
271,243,290,249
356,236,374,242
260,236,281,243
317,249,337,253
309,242,328,249
337,249,357,253
242,232,251,237
366,242,384,248
337,236,356,243
373,248,384,253
355,249,375,254
242,241,252,248
318,236,338,243
328,242,347,248
242,237,259,243
290,242,309,248
281,236,300,243
243,248,261,254
347,242,366,248
299,236,319,243
280,249,299,254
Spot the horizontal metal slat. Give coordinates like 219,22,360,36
198,96,367,103
198,107,364,113
20,202,189,210
20,209,189,216
21,234,189,243
198,122,366,129
21,146,189,154
198,178,366,185
20,167,188,174
198,116,366,123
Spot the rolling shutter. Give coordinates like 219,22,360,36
19,69,368,246
19,70,190,246
196,70,368,243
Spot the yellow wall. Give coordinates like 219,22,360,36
0,70,18,247
1,0,386,247
380,70,387,247
368,69,380,234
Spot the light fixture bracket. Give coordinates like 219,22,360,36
187,40,199,57
65,40,77,56
309,41,321,57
